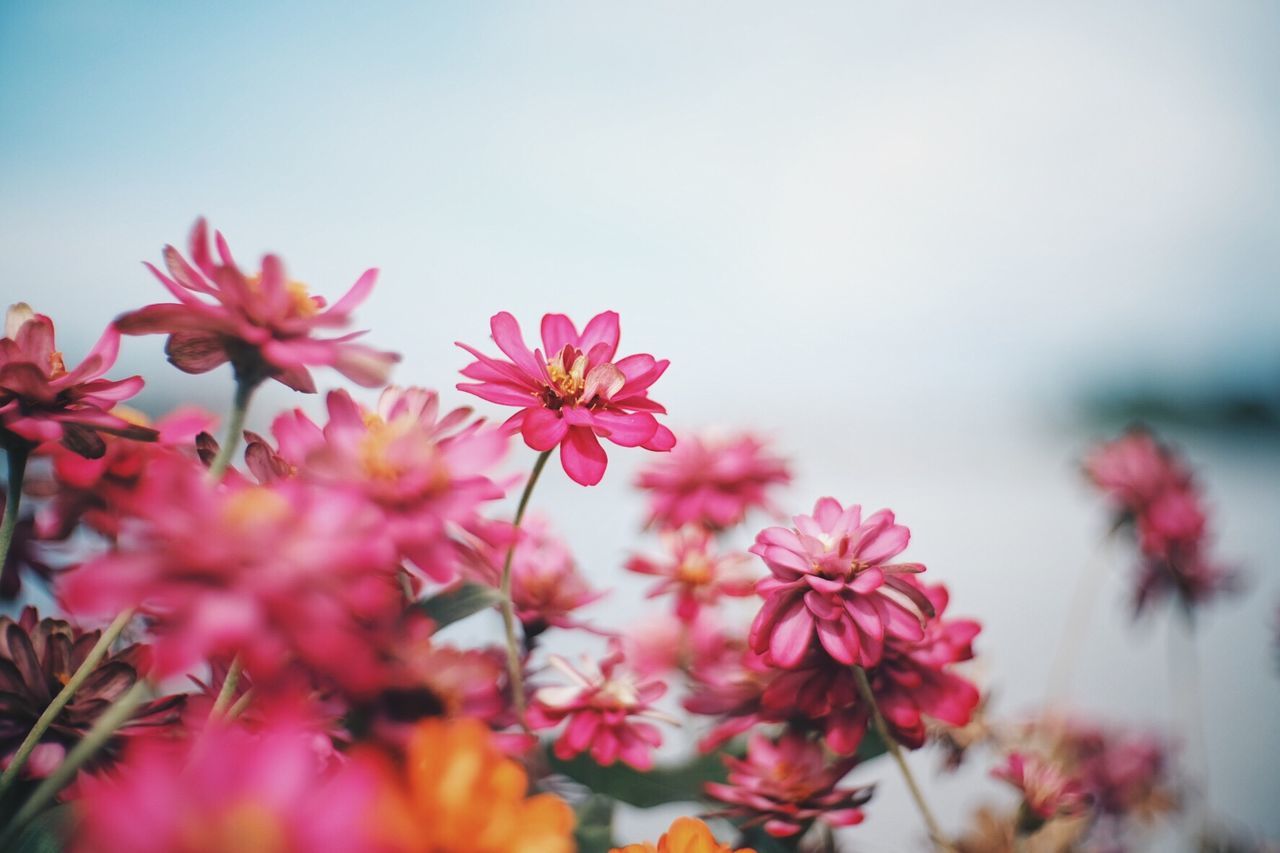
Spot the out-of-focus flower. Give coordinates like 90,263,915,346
930,690,995,771
529,646,674,770
635,432,790,531
953,806,1088,853
456,311,674,485
626,528,756,622
0,607,183,780
0,499,54,600
992,752,1089,833
749,497,932,669
1049,719,1180,834
612,816,757,853
373,717,575,853
73,716,377,853
58,455,400,694
459,515,603,636
705,731,872,838
0,304,155,457
1084,427,1190,516
116,218,399,392
255,387,507,583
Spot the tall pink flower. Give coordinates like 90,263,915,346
626,527,756,622
636,432,791,531
0,304,154,457
749,497,933,669
528,645,674,770
705,731,872,838
116,218,398,392
456,311,674,485
1083,428,1190,516
249,387,508,583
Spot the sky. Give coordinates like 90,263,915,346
2,3,1278,849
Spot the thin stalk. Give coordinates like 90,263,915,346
0,608,134,800
0,444,30,571
853,666,952,851
1045,531,1114,702
210,655,244,718
207,379,257,479
500,450,552,727
1168,611,1210,842
1,680,149,844
226,687,255,720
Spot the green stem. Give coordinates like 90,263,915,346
853,666,952,851
500,450,552,728
0,444,30,572
207,379,257,479
0,608,134,801
1,680,149,844
210,654,244,718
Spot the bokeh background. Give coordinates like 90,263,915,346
3,3,1278,849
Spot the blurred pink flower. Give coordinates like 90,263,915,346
116,218,398,392
993,751,1090,829
749,497,932,669
529,646,674,770
626,527,756,622
254,387,508,583
1083,427,1190,516
0,304,155,457
1061,721,1179,826
456,311,674,485
635,432,790,531
705,731,872,838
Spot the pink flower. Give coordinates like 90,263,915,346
251,387,508,583
1083,427,1190,515
58,454,401,694
456,311,674,486
1059,722,1179,824
705,731,872,838
0,304,155,457
116,218,399,392
626,528,757,622
748,497,933,669
73,716,380,853
636,432,791,531
528,646,674,770
993,751,1089,829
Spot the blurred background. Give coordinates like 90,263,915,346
2,2,1277,849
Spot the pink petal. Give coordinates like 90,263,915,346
521,407,568,451
591,410,657,447
560,427,608,486
577,311,620,361
490,312,543,378
540,313,579,356
768,595,815,668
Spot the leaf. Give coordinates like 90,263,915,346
547,748,731,809
413,582,502,630
855,728,888,763
573,794,617,853
10,803,77,853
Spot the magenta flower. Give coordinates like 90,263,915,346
1084,427,1190,517
635,431,791,531
528,646,674,770
749,497,933,669
993,751,1090,831
1058,721,1179,825
705,731,872,837
116,218,399,392
0,304,155,457
626,527,757,622
456,311,674,485
251,387,508,583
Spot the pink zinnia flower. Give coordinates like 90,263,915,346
1084,427,1190,516
1060,722,1179,824
250,387,508,583
993,751,1090,831
626,527,757,622
116,218,399,392
705,731,872,838
636,432,791,531
529,645,674,770
749,497,932,669
74,717,379,853
456,311,674,486
0,304,155,457
58,454,400,694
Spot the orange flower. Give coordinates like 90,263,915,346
372,718,575,853
612,817,756,853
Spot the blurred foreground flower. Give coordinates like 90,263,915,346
613,816,757,853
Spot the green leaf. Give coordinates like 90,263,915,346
855,728,888,763
547,748,730,809
10,804,76,853
413,582,501,630
573,794,617,853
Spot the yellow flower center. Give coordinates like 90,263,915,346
286,281,319,318
222,487,291,529
676,554,713,586
546,353,588,399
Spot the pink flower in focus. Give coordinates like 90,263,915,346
456,311,674,485
993,751,1090,830
626,528,757,622
635,432,791,531
0,304,155,457
255,387,508,583
529,646,674,770
749,497,933,669
58,455,400,694
704,731,872,838
116,219,399,392
73,717,379,853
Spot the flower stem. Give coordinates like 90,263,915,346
853,666,952,851
210,654,244,718
500,449,552,728
0,679,149,844
0,444,30,572
0,608,135,801
207,378,258,479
